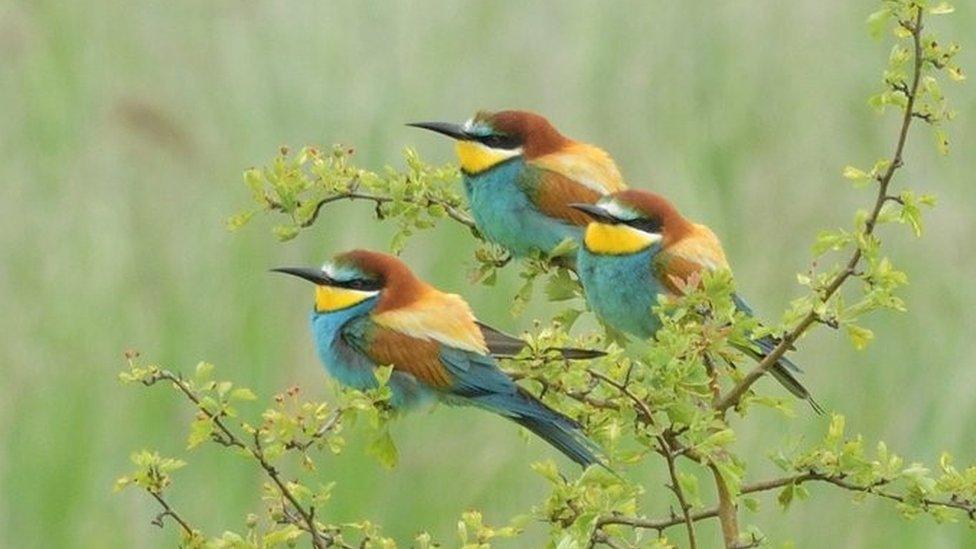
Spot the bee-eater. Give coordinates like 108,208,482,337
274,249,604,466
408,110,627,257
570,190,819,409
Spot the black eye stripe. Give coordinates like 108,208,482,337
625,217,663,234
333,279,383,292
476,133,522,150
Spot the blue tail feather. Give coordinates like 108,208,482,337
733,294,822,413
473,389,603,467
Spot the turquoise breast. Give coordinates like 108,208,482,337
463,159,581,257
310,303,435,408
577,247,662,339
310,301,381,391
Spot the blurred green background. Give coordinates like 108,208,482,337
2,1,974,547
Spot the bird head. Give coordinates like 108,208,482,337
570,190,691,255
273,250,427,314
408,110,569,175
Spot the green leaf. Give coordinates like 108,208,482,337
194,361,214,382
415,532,433,549
827,414,846,447
272,224,301,241
366,429,398,468
530,460,562,484
866,7,891,38
928,2,955,15
553,307,582,329
373,364,394,385
225,211,255,231
846,324,875,350
262,524,304,547
230,387,257,401
899,195,923,237
812,229,852,256
677,471,702,507
842,165,869,181
742,496,760,513
544,268,577,302
549,237,578,257
187,417,213,449
778,484,795,510
934,128,950,155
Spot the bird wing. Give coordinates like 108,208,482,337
348,302,605,464
371,291,488,355
476,321,607,360
356,325,455,388
343,316,516,397
652,224,730,294
653,229,817,407
532,142,627,194
476,322,528,357
522,144,627,227
320,289,487,391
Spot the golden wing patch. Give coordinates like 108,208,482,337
372,290,488,355
532,143,627,194
657,225,729,294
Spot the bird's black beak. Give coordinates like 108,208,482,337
271,267,333,285
569,203,618,224
406,121,469,141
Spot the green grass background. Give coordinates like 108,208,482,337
2,1,974,547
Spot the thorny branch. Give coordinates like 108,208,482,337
714,7,927,414
135,4,963,547
140,369,338,549
268,190,477,232
148,490,196,538
597,470,976,535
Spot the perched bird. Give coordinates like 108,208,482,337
408,110,626,258
570,190,819,409
274,249,605,466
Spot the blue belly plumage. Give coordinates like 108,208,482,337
577,246,663,339
310,302,435,408
463,159,581,257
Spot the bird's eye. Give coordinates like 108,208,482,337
342,278,381,291
480,134,519,150
630,217,663,235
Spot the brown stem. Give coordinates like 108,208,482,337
285,410,342,451
274,190,477,231
714,7,926,414
709,464,739,548
144,370,331,548
598,469,976,533
148,490,196,537
664,444,698,549
590,531,629,549
584,367,702,547
586,368,655,424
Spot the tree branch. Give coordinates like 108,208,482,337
665,443,698,549
714,6,926,413
598,468,976,534
709,464,739,549
270,190,477,231
142,370,335,548
147,490,197,538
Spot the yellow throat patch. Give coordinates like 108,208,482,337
455,141,520,174
315,285,378,312
584,222,660,255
